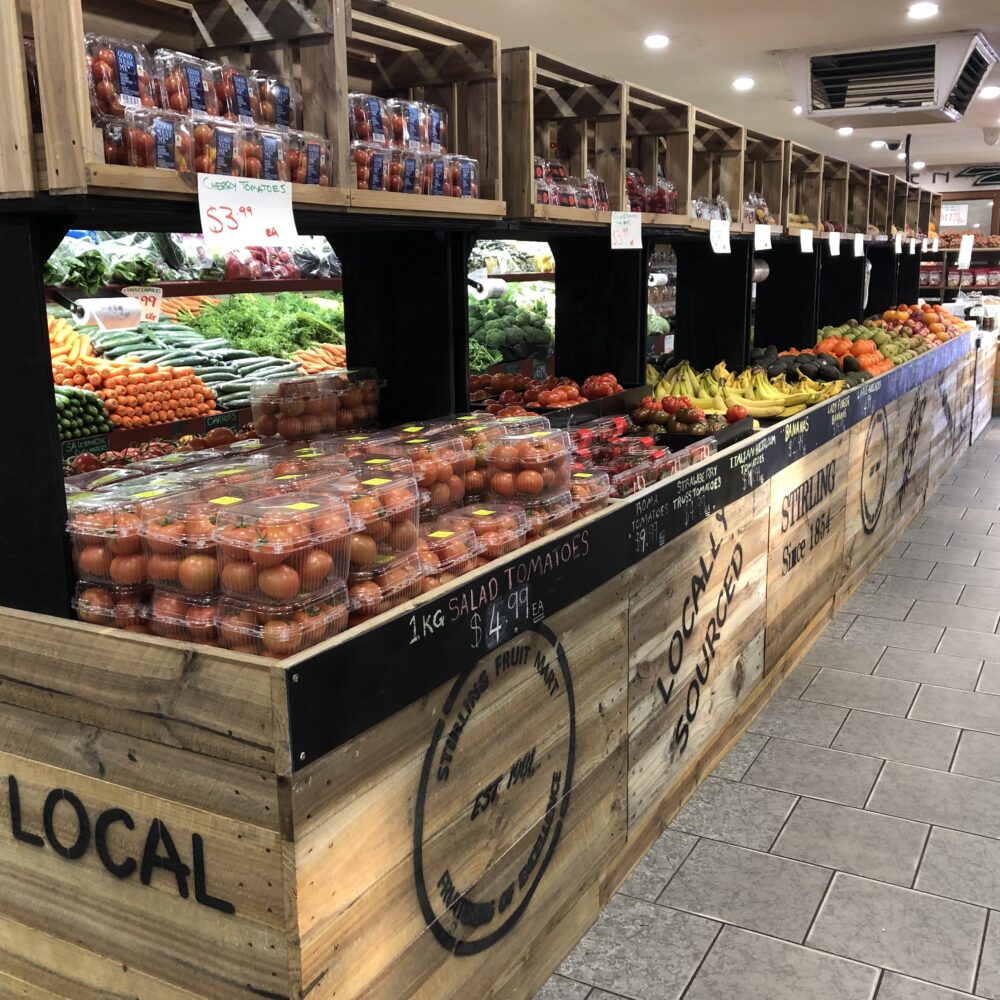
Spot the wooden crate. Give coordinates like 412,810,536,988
501,47,624,223
690,110,744,232
891,176,909,232
906,183,921,232
918,189,932,235
847,166,870,235
820,155,848,233
22,0,505,219
783,142,822,234
742,128,785,235
624,82,692,227
931,192,942,232
0,2,37,196
869,170,892,236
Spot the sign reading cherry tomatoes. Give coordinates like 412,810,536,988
197,173,298,248
121,285,162,323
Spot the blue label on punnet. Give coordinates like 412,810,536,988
429,159,445,195
370,152,385,190
305,142,321,184
272,82,291,129
152,118,176,169
367,97,386,142
183,64,206,112
114,47,141,107
215,130,234,173
402,155,418,193
231,72,254,123
261,133,280,179
405,104,422,149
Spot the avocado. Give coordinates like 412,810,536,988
817,353,839,367
843,354,860,373
797,362,820,379
749,347,766,361
765,361,786,379
814,365,839,382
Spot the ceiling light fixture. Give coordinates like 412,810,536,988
644,33,670,50
837,126,854,136
907,2,939,19
981,85,1000,99
912,160,925,170
870,140,887,149
792,104,803,115
897,152,907,160
733,77,754,91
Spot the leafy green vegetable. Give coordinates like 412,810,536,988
184,292,346,358
469,340,503,373
468,289,554,357
647,312,670,336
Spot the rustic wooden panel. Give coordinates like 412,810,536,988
765,432,848,675
0,750,288,998
193,0,333,46
928,351,975,487
0,608,280,771
300,0,349,188
0,0,35,196
628,486,769,830
289,574,628,999
500,48,535,219
974,335,997,441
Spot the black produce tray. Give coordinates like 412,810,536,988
646,416,755,450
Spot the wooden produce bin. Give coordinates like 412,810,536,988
847,166,870,235
501,47,624,223
892,176,909,231
742,128,785,234
0,1,37,197
907,183,922,233
690,110,744,232
820,154,848,234
931,192,942,232
624,83,693,226
783,142,823,234
0,330,983,1000
869,170,892,236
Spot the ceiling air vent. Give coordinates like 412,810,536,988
777,32,999,127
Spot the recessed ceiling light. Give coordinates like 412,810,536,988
907,2,938,19
974,223,982,228
792,104,803,115
981,85,1000,99
912,160,926,170
837,126,854,136
644,33,670,50
897,151,906,160
870,140,887,149
733,77,754,91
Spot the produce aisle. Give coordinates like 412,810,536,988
537,420,1000,1000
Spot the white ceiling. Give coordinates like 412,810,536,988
407,0,1000,182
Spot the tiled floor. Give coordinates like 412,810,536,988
535,419,1000,1000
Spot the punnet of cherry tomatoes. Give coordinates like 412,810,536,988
468,372,626,414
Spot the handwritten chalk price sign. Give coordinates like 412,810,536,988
610,211,642,250
121,285,162,323
197,174,298,248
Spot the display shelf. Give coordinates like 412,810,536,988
821,155,849,231
869,170,892,235
625,82,694,215
60,407,253,458
784,141,823,232
743,128,786,229
691,109,745,218
847,167,871,234
46,277,344,300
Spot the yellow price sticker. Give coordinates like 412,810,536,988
362,477,392,486
209,496,244,506
473,509,495,516
573,472,594,479
132,490,165,499
285,502,319,511
428,530,455,539
274,474,304,481
365,458,392,465
401,425,425,433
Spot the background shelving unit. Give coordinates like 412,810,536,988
847,166,871,235
690,111,745,231
743,128,786,234
784,142,823,234
869,171,892,236
820,155,848,232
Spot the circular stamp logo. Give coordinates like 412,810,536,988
413,624,575,955
862,408,889,535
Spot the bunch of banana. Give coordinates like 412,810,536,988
652,360,726,413
722,369,828,419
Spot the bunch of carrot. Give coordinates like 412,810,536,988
94,365,219,428
160,295,220,320
291,342,347,373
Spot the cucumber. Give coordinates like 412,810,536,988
220,395,250,410
212,349,259,361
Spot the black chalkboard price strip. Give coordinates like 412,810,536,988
284,331,976,768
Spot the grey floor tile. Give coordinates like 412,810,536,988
670,777,797,851
934,484,980,499
903,527,954,545
867,761,1000,839
802,668,919,717
711,732,769,781
776,661,821,699
831,710,959,770
916,827,1000,910
618,829,698,903
951,730,1000,782
928,495,970,511
659,839,831,943
874,647,983,691
841,593,914,620
932,563,1000,589
742,738,882,807
877,973,977,1000
938,628,1000,663
856,573,886,594
977,661,1000,695
878,576,964,603
806,872,986,992
948,532,1000,552
978,911,1000,999
557,893,718,1000
801,637,885,674
907,543,980,565
532,974,591,1000
823,612,858,639
748,698,849,747
977,549,1000,569
887,540,912,558
877,557,936,580
843,615,944,652
683,926,879,1000
771,797,928,886
960,585,1000,610
910,685,1000,736
906,601,1000,634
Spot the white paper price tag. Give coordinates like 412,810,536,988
753,223,772,251
198,174,298,248
909,238,916,255
121,285,162,323
828,232,841,256
610,211,642,250
932,236,939,252
854,233,864,257
799,228,814,254
709,218,731,254
957,233,975,270
922,238,929,253
895,233,903,254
